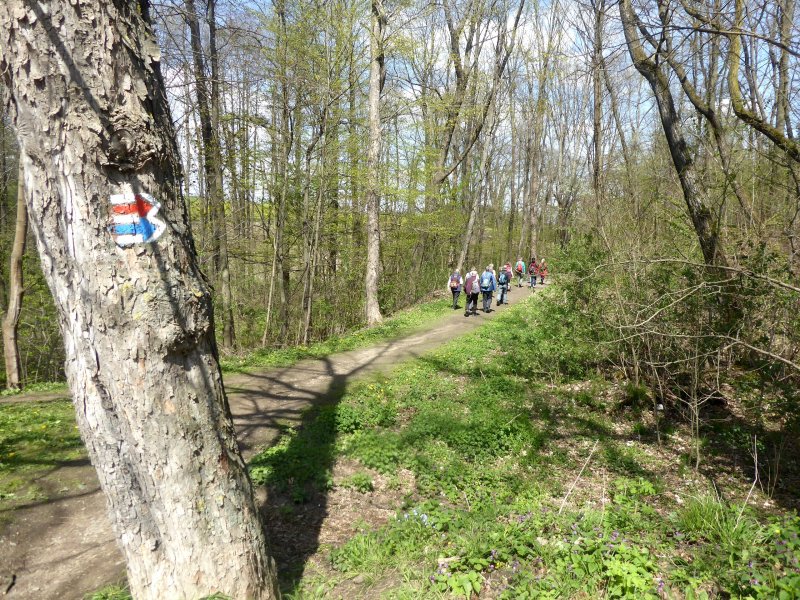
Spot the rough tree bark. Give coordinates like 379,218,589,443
0,2,278,598
365,0,386,326
2,162,26,390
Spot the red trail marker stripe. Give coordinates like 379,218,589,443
111,195,155,216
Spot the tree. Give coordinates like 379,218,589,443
619,0,725,266
365,0,386,326
2,162,26,390
184,0,236,349
0,2,278,598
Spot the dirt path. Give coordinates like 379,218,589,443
0,297,517,599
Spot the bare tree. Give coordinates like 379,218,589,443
619,0,725,266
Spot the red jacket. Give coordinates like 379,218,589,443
539,263,549,276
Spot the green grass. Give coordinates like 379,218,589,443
0,399,86,508
220,297,453,373
84,585,131,600
0,381,69,397
257,290,800,599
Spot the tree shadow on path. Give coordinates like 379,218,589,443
228,342,406,593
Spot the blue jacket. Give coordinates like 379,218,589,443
479,270,497,292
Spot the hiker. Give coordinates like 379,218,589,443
464,268,480,317
497,266,510,306
514,257,527,287
448,269,464,310
479,265,497,312
539,258,548,284
528,258,538,288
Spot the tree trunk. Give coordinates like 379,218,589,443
365,0,386,326
185,0,235,349
457,111,496,273
507,87,518,261
2,162,26,390
591,0,605,227
620,0,724,266
0,2,278,598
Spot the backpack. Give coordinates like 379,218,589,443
498,271,508,285
515,261,524,273
449,274,460,289
480,272,493,290
470,279,480,294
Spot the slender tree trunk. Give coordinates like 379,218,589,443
303,155,325,344
185,0,235,349
457,110,496,273
518,137,531,257
365,0,386,326
591,0,605,228
528,145,542,260
2,162,26,390
507,85,517,260
0,2,278,598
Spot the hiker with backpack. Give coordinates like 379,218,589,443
528,258,538,288
464,268,480,317
538,258,548,284
448,269,464,309
497,266,511,306
514,257,526,287
479,265,497,312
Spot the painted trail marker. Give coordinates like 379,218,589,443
109,190,166,247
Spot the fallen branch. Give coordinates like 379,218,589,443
559,440,599,514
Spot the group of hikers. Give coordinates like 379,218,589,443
448,257,549,316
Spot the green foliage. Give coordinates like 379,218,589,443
333,380,397,433
0,381,68,397
503,536,659,599
670,495,800,597
676,493,761,550
83,585,131,600
0,400,85,506
222,298,452,373
340,472,374,493
277,294,799,598
249,406,338,501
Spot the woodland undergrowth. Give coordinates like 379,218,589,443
249,271,799,599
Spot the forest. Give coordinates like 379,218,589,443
0,0,798,598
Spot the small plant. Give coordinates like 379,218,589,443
341,472,374,493
620,382,650,412
84,584,131,600
676,493,761,550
